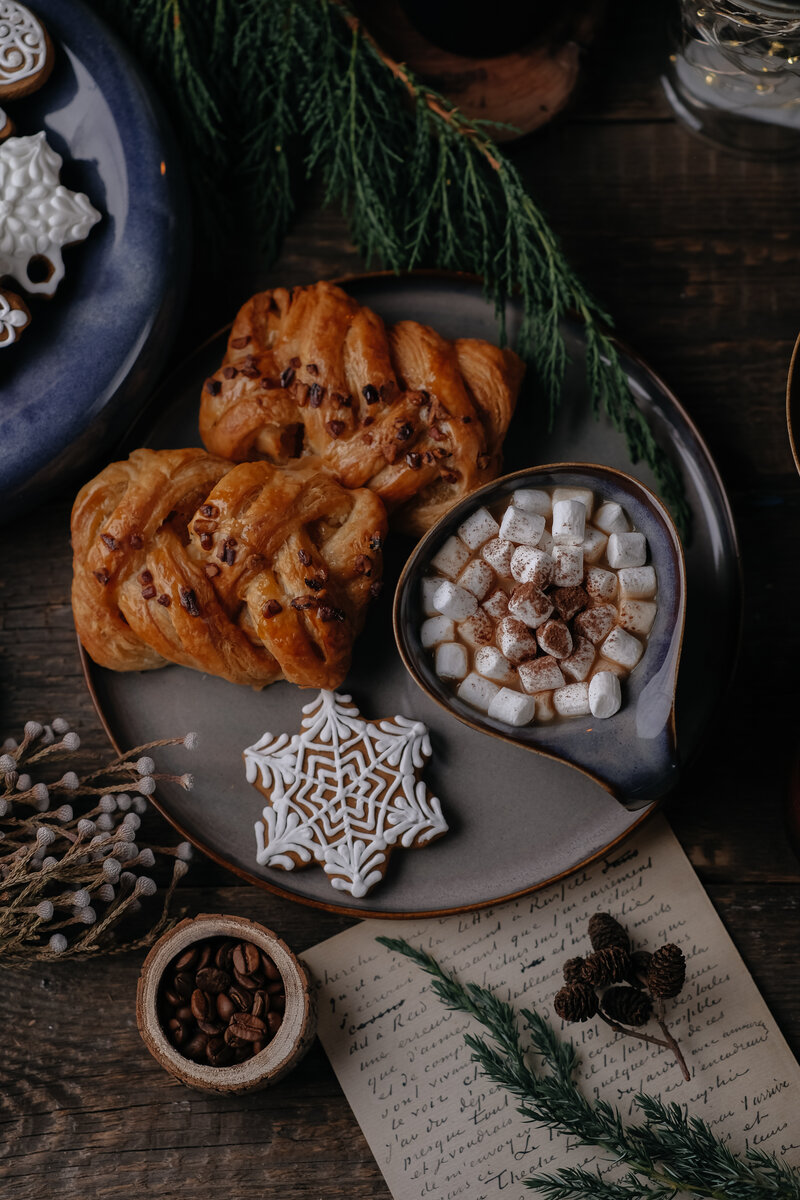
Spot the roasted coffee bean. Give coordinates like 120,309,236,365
233,966,261,991
167,1017,190,1047
228,984,252,1012
233,941,262,977
175,1005,193,1022
196,966,231,994
251,1040,264,1055
233,1044,250,1063
251,990,269,1019
197,1019,224,1036
174,971,195,999
216,992,236,1022
190,988,212,1022
206,1036,234,1067
174,945,199,971
223,1024,248,1048
215,939,236,972
163,987,182,1008
196,943,213,969
229,1012,267,1042
265,980,284,995
184,1032,209,1061
262,954,281,982
266,1012,283,1036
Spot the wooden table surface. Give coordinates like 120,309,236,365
1,7,799,1197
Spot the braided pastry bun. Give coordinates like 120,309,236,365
199,281,525,536
71,448,388,690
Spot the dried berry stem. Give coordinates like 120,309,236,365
597,1007,690,1081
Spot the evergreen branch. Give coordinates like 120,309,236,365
377,937,800,1200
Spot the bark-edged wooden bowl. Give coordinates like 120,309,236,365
136,913,316,1093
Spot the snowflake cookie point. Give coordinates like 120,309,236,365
245,690,448,898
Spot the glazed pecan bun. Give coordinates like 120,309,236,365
71,448,388,690
199,281,525,535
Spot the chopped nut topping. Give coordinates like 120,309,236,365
441,470,459,484
260,376,278,389
200,504,219,518
305,577,325,591
363,415,374,427
290,356,301,368
101,533,118,550
369,533,383,550
362,433,374,445
139,570,153,585
222,366,238,379
406,451,422,470
141,585,156,600
280,366,295,388
290,595,318,611
340,394,352,407
362,384,379,405
200,533,213,551
217,538,237,566
204,563,220,578
205,378,221,396
263,599,282,617
369,581,384,599
156,593,171,607
429,425,446,442
193,519,217,533
461,415,472,424
477,454,490,470
93,570,109,586
129,533,143,549
230,334,251,349
306,363,319,375
308,383,323,408
326,420,346,438
318,605,346,622
298,549,311,565
354,554,373,577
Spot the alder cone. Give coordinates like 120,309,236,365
647,944,686,998
587,912,630,953
554,983,598,1023
601,985,653,1027
581,946,630,988
562,956,585,985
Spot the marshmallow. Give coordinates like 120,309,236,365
488,687,536,727
552,544,583,587
561,636,596,683
551,585,588,622
518,657,565,694
458,506,500,550
589,671,622,719
552,499,586,545
607,531,647,569
537,619,573,660
601,626,644,670
430,535,471,580
574,603,617,645
456,672,499,714
553,682,591,717
435,642,468,680
594,501,630,535
584,566,618,603
458,559,494,600
619,599,657,637
617,566,657,600
421,615,455,648
482,589,509,620
582,527,608,564
432,580,478,621
511,545,554,587
460,609,495,647
533,691,556,721
508,583,553,629
511,488,551,517
475,646,517,685
421,576,444,616
538,530,555,555
497,616,538,665
499,508,545,546
481,537,515,575
553,486,595,517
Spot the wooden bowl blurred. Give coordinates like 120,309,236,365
356,0,606,141
137,913,316,1093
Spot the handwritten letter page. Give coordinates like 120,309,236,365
303,816,800,1200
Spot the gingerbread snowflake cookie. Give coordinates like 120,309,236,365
0,285,29,346
0,131,101,295
244,691,448,898
0,104,12,139
0,2,54,100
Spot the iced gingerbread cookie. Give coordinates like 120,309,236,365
0,285,29,345
244,690,448,899
0,131,101,295
0,104,13,139
0,2,54,100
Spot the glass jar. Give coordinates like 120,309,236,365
662,0,800,157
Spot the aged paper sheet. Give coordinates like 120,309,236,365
304,816,800,1200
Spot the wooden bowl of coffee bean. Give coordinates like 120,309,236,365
136,913,316,1092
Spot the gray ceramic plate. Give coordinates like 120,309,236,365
83,272,742,918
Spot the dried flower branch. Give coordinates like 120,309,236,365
0,718,197,962
377,937,800,1200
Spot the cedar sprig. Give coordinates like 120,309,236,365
0,718,196,962
88,0,691,538
377,937,800,1200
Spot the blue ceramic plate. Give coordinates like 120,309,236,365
0,0,189,517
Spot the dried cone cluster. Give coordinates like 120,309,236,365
554,912,686,1034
